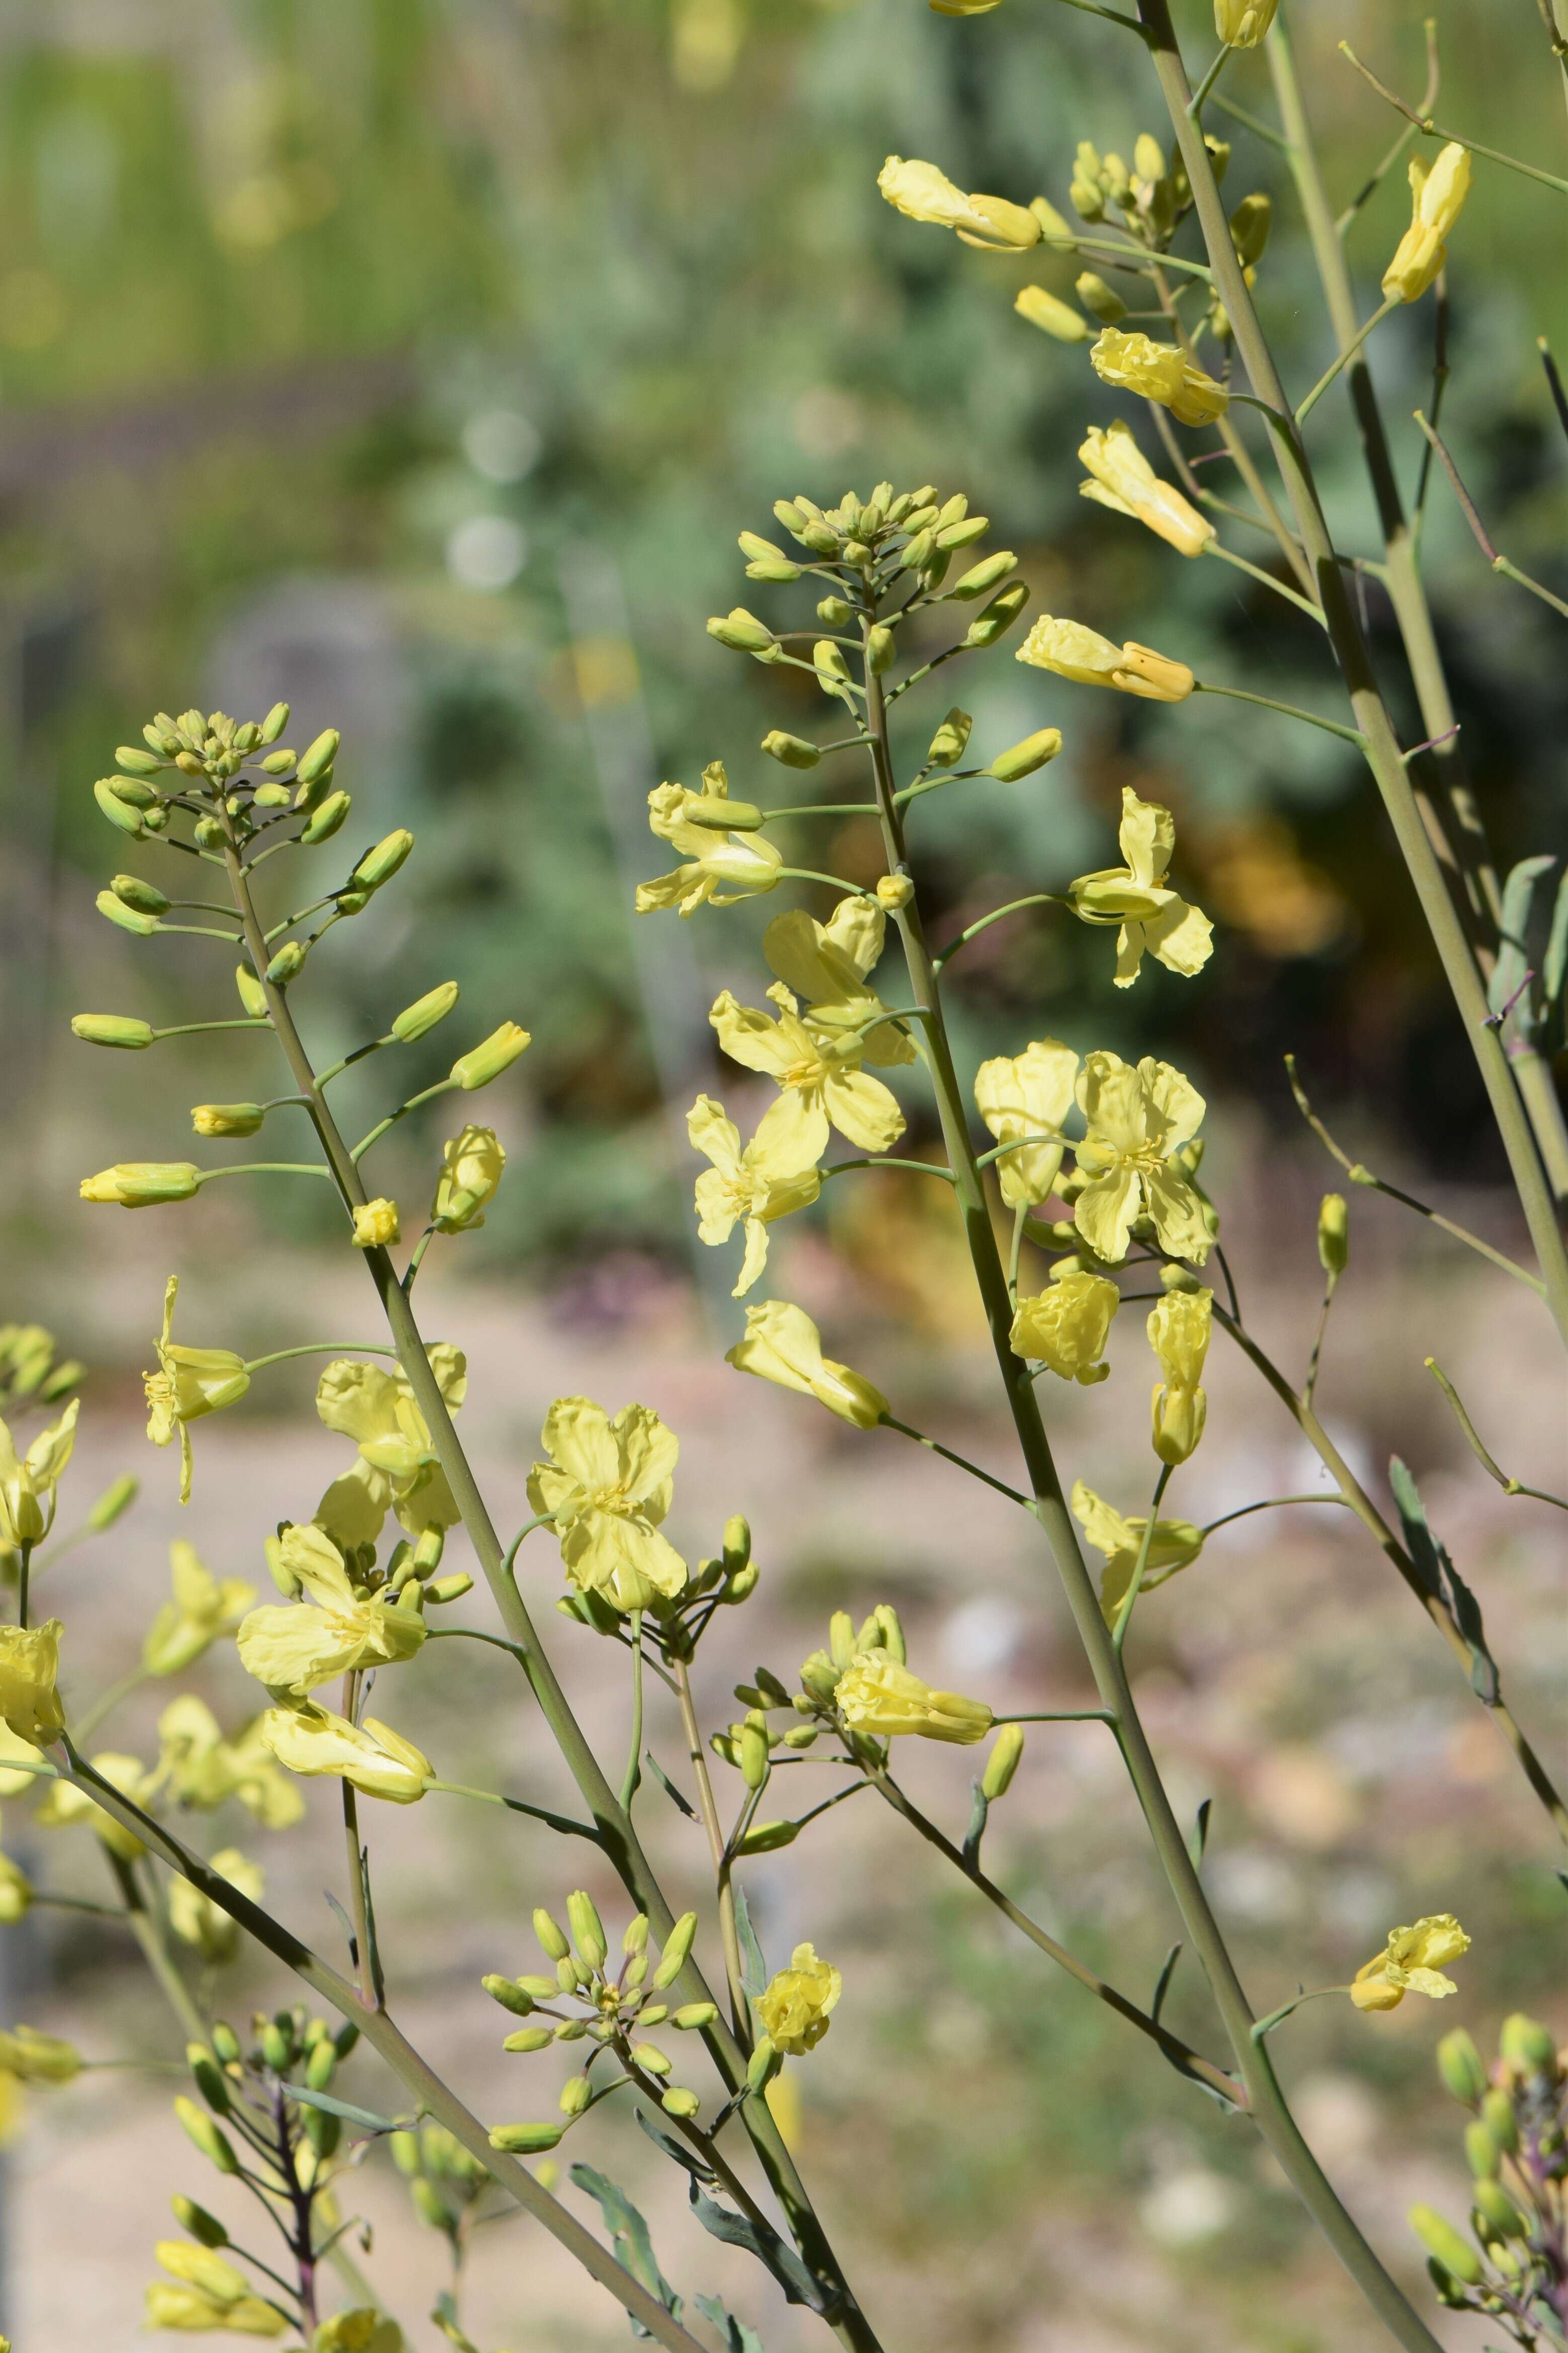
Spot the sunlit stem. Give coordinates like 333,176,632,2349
352,1077,463,1163
1192,679,1368,748
622,1614,645,1813
879,1415,1034,1512
1295,296,1399,426
1111,1464,1173,1653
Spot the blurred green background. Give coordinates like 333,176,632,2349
3,2,1568,2348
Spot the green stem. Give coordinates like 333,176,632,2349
622,1614,645,1814
73,1664,151,1743
1204,539,1327,627
674,1656,750,2049
242,1344,401,1372
107,1850,209,2046
1187,38,1232,118
933,893,1063,970
1111,1465,1173,1651
194,1162,336,1185
821,1156,954,1184
352,1078,462,1163
17,1539,31,1630
1335,42,1568,197
1192,679,1367,748
1295,296,1399,425
1198,1494,1347,1539
880,1415,1033,1511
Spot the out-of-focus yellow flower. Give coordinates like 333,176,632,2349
236,1524,426,1696
835,1655,992,1742
1351,1915,1471,2011
144,2279,287,2334
877,156,1040,249
0,2023,81,2082
0,1619,65,1746
168,1847,264,1964
1015,284,1091,342
974,1037,1078,1208
755,1943,842,2055
1079,420,1215,557
1215,0,1277,44
350,1197,400,1249
636,762,783,916
688,1096,821,1298
0,1399,77,1547
1090,329,1229,426
313,1349,467,1546
764,897,916,1070
0,1819,31,1923
1011,1265,1120,1385
527,1398,688,1614
1073,1051,1210,1263
1148,1287,1213,1465
1017,616,1194,703
79,1161,201,1207
431,1126,504,1233
144,1279,249,1505
710,986,906,1164
1068,787,1214,989
261,1701,431,1805
1073,1481,1204,1621
142,1541,257,1677
1383,145,1472,304
311,2313,403,2352
36,1749,152,1860
726,1301,889,1429
154,1696,305,1829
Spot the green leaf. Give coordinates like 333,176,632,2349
686,2179,824,2311
1390,1457,1501,1705
1489,854,1555,1032
1187,1797,1211,1869
694,2293,764,2352
284,2083,407,2134
644,1750,697,1821
633,2104,717,2184
571,2163,683,2339
732,1885,767,2000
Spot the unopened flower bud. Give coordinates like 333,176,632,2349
813,640,852,696
191,1103,264,1138
558,2074,593,2116
816,596,852,627
671,2002,718,2031
187,2043,232,2114
722,1515,751,1572
736,1818,799,1854
260,749,296,776
630,2042,672,2077
116,744,165,779
740,1722,770,1789
171,2195,229,2248
761,731,821,769
94,779,148,835
300,790,350,844
235,965,268,1016
111,874,171,917
1407,2204,1484,2286
534,1907,571,1962
1481,2087,1520,2153
504,2026,555,2053
876,874,914,911
963,583,1030,648
988,728,1063,782
706,608,776,654
653,1911,698,1989
722,1559,759,1603
1318,1193,1348,1278
349,830,414,894
1015,285,1092,343
567,1890,608,1970
488,2120,564,2154
950,550,1016,602
982,1722,1025,1799
297,728,340,786
258,702,290,744
1465,2119,1499,2179
266,941,306,987
1501,2013,1558,2077
662,2087,700,2118
451,1021,531,1089
426,1571,472,1604
866,625,895,673
829,1610,857,1670
80,1160,201,1207
483,1974,537,2017
96,889,159,936
746,2037,780,2094
393,982,460,1043
72,1014,155,1050
174,2095,240,2174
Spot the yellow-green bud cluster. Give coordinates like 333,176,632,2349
1414,2016,1568,2320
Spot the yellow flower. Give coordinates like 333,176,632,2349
154,1696,305,1829
1011,1265,1120,1385
0,1618,65,1745
1350,1915,1471,2012
1072,1050,1210,1264
36,1749,153,1860
710,989,906,1166
835,1655,992,1743
0,2023,81,2082
764,897,916,1069
1215,0,1277,43
0,1820,31,1923
1016,285,1091,343
1148,1287,1212,1465
0,1399,77,1547
144,1278,250,1505
451,1019,531,1090
1068,787,1214,988
351,1197,400,1248
636,762,783,916
79,1160,201,1207
1073,1482,1204,1621
877,156,1040,250
312,2314,403,2353
689,1096,821,1297
1079,421,1215,558
1090,329,1229,426
527,1398,688,1615
1017,616,1193,703
144,2280,287,2334
432,1126,505,1233
236,1524,426,1696
726,1301,889,1429
142,1541,257,1677
755,1943,842,2056
1382,144,1472,304
313,1348,467,1545
168,1847,264,1964
974,1037,1079,1207
260,1700,432,1805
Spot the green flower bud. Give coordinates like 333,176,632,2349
115,744,165,779
706,608,776,654
534,1907,571,1963
662,2087,701,2118
171,2194,229,2248
87,1473,138,1531
623,1914,650,1957
210,2023,241,2066
554,2015,587,2039
925,709,972,769
349,830,415,894
260,2021,292,2073
503,2027,554,2053
1318,1193,1348,1277
982,1722,1025,1799
191,1102,265,1138
653,1912,698,1990
812,641,852,694
259,701,290,745
482,1974,536,2016
300,790,351,845
558,2074,593,2116
390,2128,421,2175
1230,192,1272,267
187,2043,232,2114
393,982,461,1043
94,779,147,836
1075,270,1126,324
1472,2178,1524,2239
761,731,821,769
72,1014,155,1050
253,783,292,808
1500,2013,1557,2077
671,2002,718,2031
630,2043,672,2077
516,1974,560,2000
740,1722,770,1790
97,891,158,936
722,1559,760,1604
297,728,341,786
194,816,226,849
260,749,297,775
450,1020,531,1089
962,583,1031,648
773,499,809,536
746,2037,780,2094
816,596,852,627
937,514,988,550
1408,2204,1483,2285
988,728,1063,782
266,940,306,988
798,520,840,557
903,527,936,572
411,2177,451,2231
112,874,171,916
304,2039,335,2093
566,1890,608,1970
79,1160,201,1206
735,1819,799,1854
488,2120,564,2154
829,1610,857,1670
950,550,1016,602
682,794,765,830
781,1724,818,1749
722,1514,751,1572
1481,2087,1520,2153
866,625,896,672
426,1571,473,1605
236,965,268,1016
747,559,803,582
1437,2029,1487,2105
1464,2120,1498,2179
174,2095,240,2175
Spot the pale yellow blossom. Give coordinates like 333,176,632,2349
1068,787,1213,987
1351,1915,1471,2011
877,156,1040,250
755,1943,842,2055
1079,420,1215,557
763,897,916,1069
974,1037,1079,1207
0,1401,77,1548
350,1198,400,1248
142,1542,257,1677
1011,1265,1120,1385
1148,1287,1212,1465
710,987,906,1165
236,1524,426,1697
726,1301,889,1429
261,1701,432,1805
1215,0,1277,44
154,1696,305,1830
36,1749,153,1861
636,762,782,916
1073,1481,1204,1621
688,1096,821,1297
1383,145,1472,304
1017,615,1193,703
168,1847,264,1964
431,1126,504,1232
0,1619,65,1746
1016,285,1091,343
527,1398,688,1614
313,1349,467,1546
835,1655,992,1743
144,1278,249,1505
1073,1051,1210,1263
1090,329,1229,426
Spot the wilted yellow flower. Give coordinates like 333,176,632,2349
0,2023,81,2082
236,1524,426,1696
1073,1481,1204,1621
168,1847,264,1964
974,1036,1079,1207
144,2279,287,2335
36,1749,152,1860
1011,1265,1120,1385
432,1126,505,1233
0,1399,77,1548
154,1696,305,1830
1068,787,1214,988
726,1301,889,1429
0,1619,65,1746
1017,616,1193,703
1215,0,1277,43
1148,1287,1213,1465
1351,1915,1471,2011
142,1541,257,1677
689,1097,821,1297
312,2314,403,2353
313,1348,467,1546
261,1701,431,1805
1079,421,1215,558
710,986,907,1164
636,762,783,916
1015,285,1091,342
144,1278,250,1505
1383,144,1472,303
350,1197,400,1249
756,1943,842,2055
877,155,1040,250
79,1161,201,1207
1073,1051,1210,1263
835,1655,992,1743
1090,329,1229,426
527,1398,688,1614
